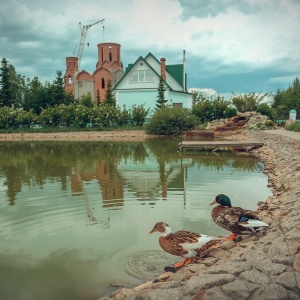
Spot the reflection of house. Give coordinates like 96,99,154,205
69,161,124,209
117,157,192,200
113,52,193,113
64,42,125,103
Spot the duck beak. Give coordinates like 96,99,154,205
210,199,217,205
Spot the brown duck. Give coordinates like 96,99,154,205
210,194,269,240
149,222,223,269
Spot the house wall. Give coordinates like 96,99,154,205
115,89,192,113
115,90,158,113
169,91,193,108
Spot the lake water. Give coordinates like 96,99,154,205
0,139,272,300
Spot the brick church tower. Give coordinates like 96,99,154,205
64,42,124,104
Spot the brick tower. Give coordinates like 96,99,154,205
64,57,79,95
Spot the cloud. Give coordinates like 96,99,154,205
0,0,299,94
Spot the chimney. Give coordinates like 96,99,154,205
160,58,166,81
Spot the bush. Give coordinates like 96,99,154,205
224,107,237,118
146,107,198,135
286,121,300,132
264,120,275,127
130,104,150,126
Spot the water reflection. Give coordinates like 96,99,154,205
0,139,272,299
0,140,262,206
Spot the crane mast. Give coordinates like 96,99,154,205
77,19,105,68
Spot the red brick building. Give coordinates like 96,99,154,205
64,42,124,104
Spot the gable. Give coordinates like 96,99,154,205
113,52,185,92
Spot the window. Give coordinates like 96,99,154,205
102,78,105,89
68,76,72,84
109,52,112,62
129,70,154,83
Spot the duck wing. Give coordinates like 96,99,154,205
159,230,200,257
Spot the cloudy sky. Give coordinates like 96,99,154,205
0,0,299,99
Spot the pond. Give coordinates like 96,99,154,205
0,139,272,300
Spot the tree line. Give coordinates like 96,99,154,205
0,57,299,132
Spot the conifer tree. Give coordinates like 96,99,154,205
0,58,13,107
156,76,167,110
104,79,116,107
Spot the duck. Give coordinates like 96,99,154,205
210,194,269,241
149,222,223,270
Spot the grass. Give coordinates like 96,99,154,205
285,122,300,132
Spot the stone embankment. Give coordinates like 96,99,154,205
101,130,300,300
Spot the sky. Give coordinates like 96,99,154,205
0,0,299,99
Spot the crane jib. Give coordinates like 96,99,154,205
76,19,105,68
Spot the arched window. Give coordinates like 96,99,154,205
109,52,112,62
68,76,72,84
102,78,105,89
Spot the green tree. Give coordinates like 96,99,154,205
23,76,45,114
0,58,13,107
8,65,26,108
104,79,116,107
80,92,94,108
156,76,167,110
230,92,267,112
272,77,300,120
47,71,69,107
96,89,101,107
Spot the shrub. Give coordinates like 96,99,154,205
147,107,198,135
286,122,300,132
224,107,237,118
130,104,150,126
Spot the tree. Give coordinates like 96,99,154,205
156,76,167,110
96,89,101,107
8,65,26,108
230,92,267,112
104,79,116,107
272,77,300,120
80,92,94,107
0,58,13,107
23,76,45,114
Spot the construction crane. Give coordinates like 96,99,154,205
76,19,105,68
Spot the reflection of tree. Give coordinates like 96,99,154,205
0,141,263,205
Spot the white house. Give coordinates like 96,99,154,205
113,52,193,114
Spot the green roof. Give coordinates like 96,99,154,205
166,64,183,87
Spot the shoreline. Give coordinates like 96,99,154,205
0,130,156,141
100,129,300,300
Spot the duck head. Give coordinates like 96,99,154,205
149,222,171,237
210,194,232,207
